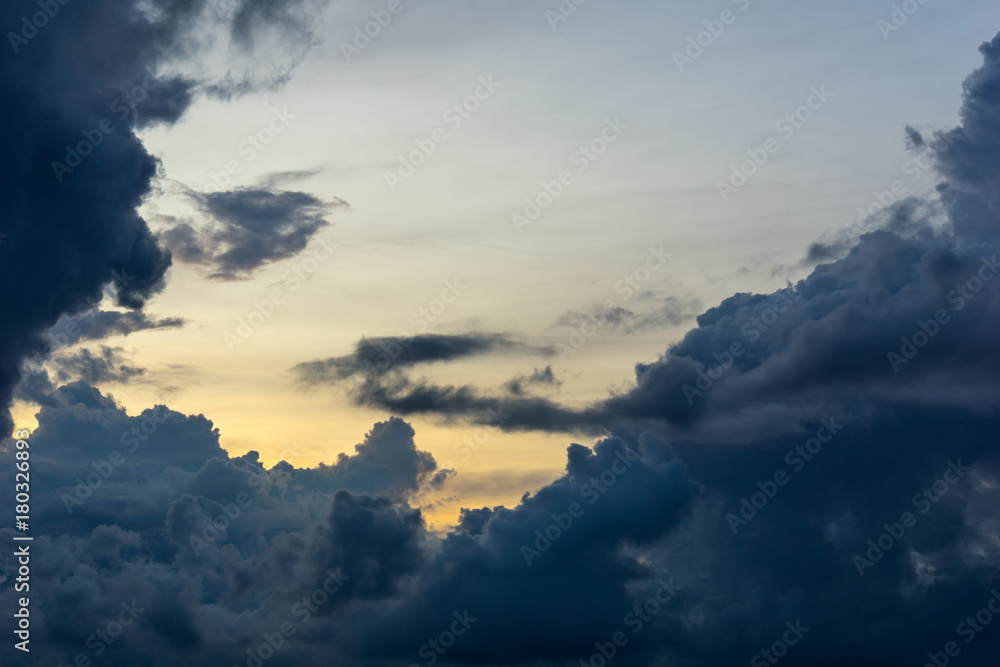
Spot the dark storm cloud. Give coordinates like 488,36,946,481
0,0,325,436
162,188,346,280
927,33,1000,241
308,490,426,602
293,333,554,385
0,0,172,434
6,381,1000,667
361,432,699,666
0,383,700,667
0,381,448,666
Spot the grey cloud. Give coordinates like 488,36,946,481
293,333,554,386
505,365,562,396
557,295,701,335
163,187,346,280
51,346,146,385
47,310,185,348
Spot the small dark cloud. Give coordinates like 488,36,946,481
804,240,846,264
428,467,455,490
557,295,700,335
905,123,926,149
504,365,562,396
161,187,347,280
293,333,554,386
348,371,601,434
51,346,145,385
134,76,199,129
257,169,323,188
48,310,184,348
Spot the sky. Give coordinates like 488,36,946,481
2,1,1000,666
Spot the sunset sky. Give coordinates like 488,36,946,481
3,1,1000,665
11,0,998,527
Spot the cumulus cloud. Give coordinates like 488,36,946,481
0,382,700,667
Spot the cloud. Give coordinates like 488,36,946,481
162,187,347,280
201,0,328,99
0,383,700,667
11,368,58,407
293,333,554,386
348,372,603,434
556,295,701,335
504,365,562,396
47,310,184,348
0,381,449,665
50,346,146,385
293,334,590,433
288,417,438,496
256,169,324,189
